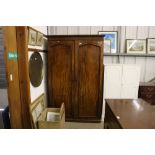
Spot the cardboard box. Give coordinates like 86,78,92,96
30,94,65,129
37,103,65,129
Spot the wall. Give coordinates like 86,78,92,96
28,52,47,105
48,26,155,82
28,26,48,105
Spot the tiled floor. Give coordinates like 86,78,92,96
64,122,104,129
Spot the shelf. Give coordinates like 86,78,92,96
104,53,119,56
104,53,155,57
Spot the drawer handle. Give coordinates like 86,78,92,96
148,87,154,91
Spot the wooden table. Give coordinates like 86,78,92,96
104,99,155,129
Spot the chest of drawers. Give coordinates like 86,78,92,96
138,82,155,105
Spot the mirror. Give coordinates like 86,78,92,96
29,52,43,87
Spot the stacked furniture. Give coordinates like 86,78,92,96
138,82,155,105
47,35,104,122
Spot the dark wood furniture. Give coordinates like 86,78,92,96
104,99,155,129
48,35,104,122
138,82,155,105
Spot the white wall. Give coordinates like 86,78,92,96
28,26,48,105
28,52,47,106
48,26,155,82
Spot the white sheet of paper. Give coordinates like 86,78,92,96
46,112,60,122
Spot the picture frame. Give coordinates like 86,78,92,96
104,39,111,53
99,31,118,53
126,39,146,54
147,38,155,54
28,29,37,46
36,32,44,46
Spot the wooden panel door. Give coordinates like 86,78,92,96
75,40,103,120
48,41,74,119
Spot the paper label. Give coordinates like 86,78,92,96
8,52,18,60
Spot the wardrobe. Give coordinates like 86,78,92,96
47,36,103,122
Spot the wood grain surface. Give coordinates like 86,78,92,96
48,40,74,118
48,36,103,121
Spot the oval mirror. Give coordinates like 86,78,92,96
29,52,43,87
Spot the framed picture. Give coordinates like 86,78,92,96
36,32,44,46
99,31,118,53
28,29,37,46
147,38,155,54
126,39,146,54
104,39,111,53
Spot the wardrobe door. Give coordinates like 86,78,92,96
48,40,74,119
75,40,103,120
